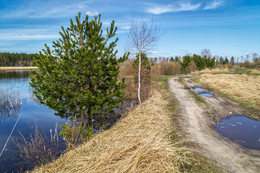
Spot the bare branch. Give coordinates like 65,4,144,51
127,18,160,53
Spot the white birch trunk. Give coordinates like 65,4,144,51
138,51,142,103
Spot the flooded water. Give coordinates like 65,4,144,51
199,93,214,97
0,70,67,172
216,115,260,150
190,87,205,92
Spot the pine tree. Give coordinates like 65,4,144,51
192,54,205,70
180,55,191,74
30,13,128,133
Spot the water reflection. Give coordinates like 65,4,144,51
216,115,260,150
0,70,67,173
0,88,22,121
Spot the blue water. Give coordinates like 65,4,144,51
216,116,260,150
190,87,205,92
199,93,214,97
0,70,67,172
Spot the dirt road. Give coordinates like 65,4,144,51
169,76,260,173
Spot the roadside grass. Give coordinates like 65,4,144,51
229,67,260,76
189,90,207,105
159,76,222,173
194,74,260,120
192,67,260,76
177,77,185,85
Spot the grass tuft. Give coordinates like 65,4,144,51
196,74,260,119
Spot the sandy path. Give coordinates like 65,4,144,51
0,66,37,70
169,76,260,173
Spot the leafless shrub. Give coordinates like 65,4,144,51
157,62,181,75
15,124,64,166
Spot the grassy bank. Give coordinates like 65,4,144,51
0,66,37,70
194,74,260,119
32,88,180,172
31,77,221,173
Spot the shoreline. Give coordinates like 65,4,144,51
0,66,38,70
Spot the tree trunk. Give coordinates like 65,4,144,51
138,51,142,103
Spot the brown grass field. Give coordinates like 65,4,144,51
32,90,181,173
197,74,260,113
0,66,37,70
192,68,229,74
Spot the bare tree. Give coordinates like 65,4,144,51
201,49,211,58
128,19,160,103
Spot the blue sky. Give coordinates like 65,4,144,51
0,0,259,59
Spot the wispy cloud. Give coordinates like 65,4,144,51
174,2,201,12
204,0,223,10
147,5,172,15
147,2,201,15
121,26,131,30
0,34,59,40
0,1,92,19
86,11,99,16
147,50,159,54
0,28,60,40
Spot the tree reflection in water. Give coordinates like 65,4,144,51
0,88,22,121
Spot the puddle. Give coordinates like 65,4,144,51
190,87,205,92
199,93,214,97
216,116,260,150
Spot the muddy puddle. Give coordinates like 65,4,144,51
216,116,260,150
190,87,205,92
199,93,214,97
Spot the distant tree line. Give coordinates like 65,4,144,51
0,52,36,66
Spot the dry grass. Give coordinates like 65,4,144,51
193,68,229,74
15,125,62,166
198,74,260,111
0,66,37,70
31,90,180,173
251,69,260,74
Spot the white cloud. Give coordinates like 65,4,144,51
147,2,201,15
121,26,131,30
0,1,93,19
147,5,172,15
204,0,223,10
78,4,88,9
147,50,159,54
173,2,201,12
86,11,99,16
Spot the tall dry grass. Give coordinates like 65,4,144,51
15,125,63,167
31,90,181,173
198,74,260,110
193,68,229,74
156,62,181,76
